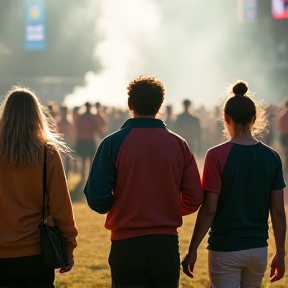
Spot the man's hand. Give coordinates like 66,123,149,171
181,250,197,278
59,252,74,274
270,254,285,282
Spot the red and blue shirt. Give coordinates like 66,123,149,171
84,118,203,240
202,141,286,251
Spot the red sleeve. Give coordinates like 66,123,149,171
180,143,203,215
202,143,233,194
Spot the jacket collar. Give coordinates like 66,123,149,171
121,118,167,129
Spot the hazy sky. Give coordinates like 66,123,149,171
64,0,284,113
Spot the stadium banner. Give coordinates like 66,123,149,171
238,0,257,22
24,0,46,50
272,0,288,19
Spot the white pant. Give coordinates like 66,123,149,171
208,247,268,288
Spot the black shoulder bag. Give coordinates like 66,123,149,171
38,146,68,268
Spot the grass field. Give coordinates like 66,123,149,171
53,170,288,288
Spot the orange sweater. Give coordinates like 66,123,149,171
0,149,78,258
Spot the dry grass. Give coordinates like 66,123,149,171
54,170,288,288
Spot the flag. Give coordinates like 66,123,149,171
25,0,46,50
238,0,257,22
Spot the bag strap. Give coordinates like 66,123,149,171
42,146,47,222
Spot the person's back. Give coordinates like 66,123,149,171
101,118,202,239
57,106,76,145
0,149,74,257
175,100,200,154
182,80,286,288
94,102,107,137
204,141,283,251
74,102,97,179
84,75,203,288
75,108,96,140
0,87,78,288
164,105,176,132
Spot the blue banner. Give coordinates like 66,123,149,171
25,0,46,50
238,0,257,22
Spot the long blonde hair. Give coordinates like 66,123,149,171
0,86,69,167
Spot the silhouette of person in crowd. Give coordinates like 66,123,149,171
74,102,97,180
175,99,201,156
164,105,176,132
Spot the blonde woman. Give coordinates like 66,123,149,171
0,86,78,288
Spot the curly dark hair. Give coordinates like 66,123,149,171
127,75,165,116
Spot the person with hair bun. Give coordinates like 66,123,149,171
182,80,286,287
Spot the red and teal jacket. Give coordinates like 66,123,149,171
202,141,286,252
84,118,203,240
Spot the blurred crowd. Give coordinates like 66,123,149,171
48,98,288,181
48,101,129,180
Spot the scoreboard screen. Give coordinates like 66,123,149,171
272,0,288,19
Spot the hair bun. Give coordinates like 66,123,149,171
232,81,248,96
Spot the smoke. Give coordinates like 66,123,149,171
63,0,242,113
64,0,287,113
64,0,161,108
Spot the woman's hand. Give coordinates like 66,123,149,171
59,252,74,274
270,254,285,282
181,250,197,278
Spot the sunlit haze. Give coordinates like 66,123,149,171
65,0,161,110
1,1,287,113
63,0,288,113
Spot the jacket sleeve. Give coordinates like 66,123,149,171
180,143,203,215
46,150,78,253
84,138,115,214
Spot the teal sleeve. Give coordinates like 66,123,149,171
84,127,132,214
84,138,115,214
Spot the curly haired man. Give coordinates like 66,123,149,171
84,75,203,288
